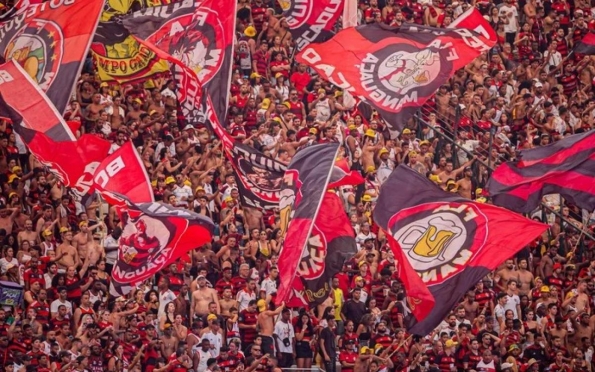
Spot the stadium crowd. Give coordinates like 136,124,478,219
0,0,594,371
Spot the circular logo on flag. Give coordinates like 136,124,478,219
388,202,487,286
150,7,226,85
360,44,450,108
297,224,327,280
4,19,63,90
278,0,313,28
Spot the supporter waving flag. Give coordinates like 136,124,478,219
297,15,496,137
122,0,236,123
486,131,595,213
0,0,103,120
374,165,548,335
574,33,595,55
110,199,215,296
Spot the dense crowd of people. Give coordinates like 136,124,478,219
0,0,595,371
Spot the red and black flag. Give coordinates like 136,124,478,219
276,143,344,304
486,131,595,213
0,61,154,205
574,33,595,55
374,165,548,335
297,15,496,137
283,192,359,308
0,0,103,120
122,0,236,123
281,0,344,51
110,199,215,296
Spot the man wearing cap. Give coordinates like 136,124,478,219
191,274,220,322
125,97,145,122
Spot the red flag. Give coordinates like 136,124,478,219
329,158,365,188
0,0,104,118
448,8,497,42
87,142,154,205
110,200,215,296
281,0,344,50
374,165,549,335
297,21,496,136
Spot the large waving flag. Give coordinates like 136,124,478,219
91,0,169,84
374,165,548,335
0,0,104,118
110,198,215,296
486,131,595,213
122,0,236,122
281,0,344,51
297,10,496,137
0,60,153,204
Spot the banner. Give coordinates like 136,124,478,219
0,61,153,205
0,0,104,117
287,192,358,307
110,199,214,296
281,0,343,51
276,144,340,304
374,165,548,335
207,97,287,209
91,0,170,83
486,131,595,213
574,33,595,55
297,18,496,137
122,0,236,122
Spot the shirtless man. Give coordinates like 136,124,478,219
438,159,474,187
0,208,18,235
518,259,535,296
219,287,238,318
256,300,285,356
571,312,592,350
125,98,145,122
456,167,474,199
56,229,81,270
35,205,54,236
85,93,106,122
17,219,39,247
497,259,520,293
160,325,179,358
574,280,590,314
361,135,382,171
73,222,92,262
191,275,220,321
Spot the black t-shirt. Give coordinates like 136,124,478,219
342,300,366,326
320,327,337,359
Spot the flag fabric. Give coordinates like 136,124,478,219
374,165,548,335
0,0,104,117
574,33,595,55
276,143,341,304
448,8,498,41
297,20,496,137
281,0,343,51
486,131,595,213
88,141,154,205
91,0,169,83
0,60,154,205
110,199,215,296
122,0,236,123
207,96,287,209
0,0,32,21
285,192,358,307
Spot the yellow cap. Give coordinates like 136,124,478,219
165,176,176,185
429,174,441,184
257,299,267,311
42,229,52,237
317,88,326,94
151,180,157,187
149,110,157,116
261,98,270,109
250,72,261,79
365,129,375,137
282,101,291,109
378,147,389,156
334,91,343,98
8,192,17,199
59,227,69,234
195,186,204,192
207,314,217,321
275,72,283,79
309,128,318,135
133,98,142,104
447,180,456,186
11,166,21,173
476,197,487,203
541,285,550,293
365,166,375,173
402,128,412,134
445,339,458,348
79,221,88,228
362,195,372,202
100,82,109,88
273,117,282,123
183,180,192,187
8,174,19,183
348,124,357,131
244,26,257,37
408,151,418,157
419,140,430,146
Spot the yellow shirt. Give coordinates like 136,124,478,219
333,288,344,321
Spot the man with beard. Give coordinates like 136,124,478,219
87,344,104,372
56,228,80,270
191,275,220,322
17,219,38,247
462,290,479,322
517,259,534,296
570,312,591,350
125,98,145,122
463,338,483,370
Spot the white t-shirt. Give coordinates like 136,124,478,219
201,331,223,358
499,5,518,33
50,298,73,316
158,289,177,319
504,294,520,319
236,290,256,312
274,320,295,353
